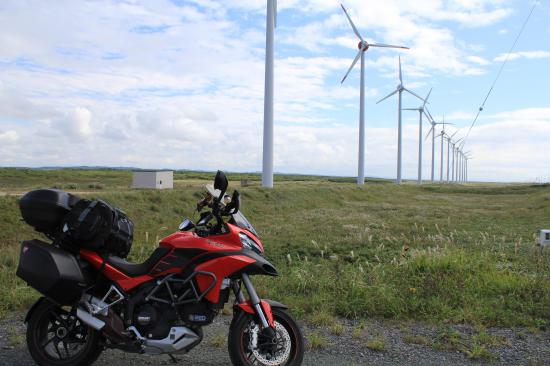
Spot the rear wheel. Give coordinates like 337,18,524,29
228,307,304,366
26,299,103,366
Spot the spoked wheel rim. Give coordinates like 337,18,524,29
36,307,89,362
242,320,293,366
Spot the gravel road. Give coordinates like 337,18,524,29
1,312,548,366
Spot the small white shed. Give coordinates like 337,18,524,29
132,170,173,189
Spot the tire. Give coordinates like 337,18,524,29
228,307,304,366
26,299,103,366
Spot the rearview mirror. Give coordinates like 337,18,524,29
224,190,240,215
214,170,228,196
178,218,195,231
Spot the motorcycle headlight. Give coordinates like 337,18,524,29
239,233,263,255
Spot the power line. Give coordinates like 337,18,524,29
461,1,538,148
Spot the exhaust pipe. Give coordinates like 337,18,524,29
77,308,105,330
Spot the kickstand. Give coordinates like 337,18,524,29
169,354,178,364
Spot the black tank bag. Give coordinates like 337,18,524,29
62,199,113,252
62,199,133,258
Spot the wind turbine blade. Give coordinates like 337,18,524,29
402,108,419,111
399,55,402,84
450,131,458,138
425,107,435,122
425,113,435,124
340,4,364,42
369,43,409,49
422,88,432,108
404,87,425,102
425,126,434,141
341,49,362,83
376,89,398,104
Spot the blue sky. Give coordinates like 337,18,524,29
0,0,548,182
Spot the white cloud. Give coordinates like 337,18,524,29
0,130,18,142
446,111,477,121
443,107,550,182
493,50,550,62
467,55,491,65
48,108,93,139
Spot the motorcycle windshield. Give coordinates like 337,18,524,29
232,211,259,238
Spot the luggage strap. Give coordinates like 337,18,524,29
77,200,99,226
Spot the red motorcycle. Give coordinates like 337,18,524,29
16,171,304,365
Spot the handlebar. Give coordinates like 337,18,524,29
195,189,240,235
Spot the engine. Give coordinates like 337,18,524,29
129,272,227,340
77,274,225,355
133,303,177,339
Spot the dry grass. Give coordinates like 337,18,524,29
329,322,345,336
209,333,226,348
365,335,386,351
307,332,328,350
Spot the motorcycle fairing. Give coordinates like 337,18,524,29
79,224,275,300
195,255,256,303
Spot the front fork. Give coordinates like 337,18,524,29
232,274,274,329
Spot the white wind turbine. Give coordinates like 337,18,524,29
403,88,432,184
262,0,277,188
445,131,458,183
450,137,463,183
377,56,424,184
423,108,443,183
340,3,409,185
435,116,453,182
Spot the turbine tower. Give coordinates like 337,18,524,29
262,0,277,188
340,4,409,185
435,117,452,182
445,131,458,183
377,56,424,184
424,108,442,183
450,137,463,183
403,88,432,184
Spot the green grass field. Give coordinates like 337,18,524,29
0,168,549,328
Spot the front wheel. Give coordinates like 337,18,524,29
228,307,304,366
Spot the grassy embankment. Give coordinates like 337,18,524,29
0,168,549,328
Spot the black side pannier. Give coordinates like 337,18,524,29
19,189,81,237
62,199,133,258
16,239,88,304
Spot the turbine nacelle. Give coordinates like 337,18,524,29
358,41,369,51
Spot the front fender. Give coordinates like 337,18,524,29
234,299,288,328
24,297,48,323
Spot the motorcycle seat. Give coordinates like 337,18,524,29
106,247,171,277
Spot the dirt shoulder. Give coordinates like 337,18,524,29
1,312,548,366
